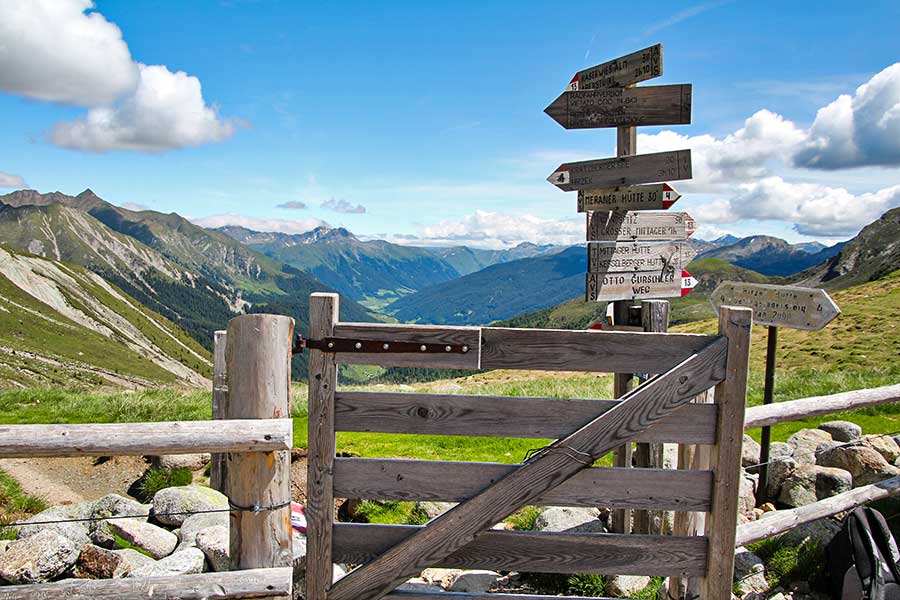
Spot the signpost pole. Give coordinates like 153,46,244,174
758,325,779,504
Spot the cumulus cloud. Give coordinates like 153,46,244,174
0,172,27,188
120,202,149,211
191,213,327,234
276,201,307,210
51,64,237,152
794,63,900,169
0,0,138,105
322,197,366,214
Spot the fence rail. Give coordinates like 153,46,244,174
744,382,900,429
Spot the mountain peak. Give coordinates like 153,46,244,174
77,188,97,198
712,234,739,244
300,225,357,243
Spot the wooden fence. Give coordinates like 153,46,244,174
0,314,295,600
304,292,752,600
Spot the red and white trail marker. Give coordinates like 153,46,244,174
578,183,681,212
681,269,697,297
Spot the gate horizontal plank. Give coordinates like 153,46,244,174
332,323,481,369
0,567,292,599
480,327,719,373
388,593,616,600
333,524,706,576
334,391,716,443
333,458,712,511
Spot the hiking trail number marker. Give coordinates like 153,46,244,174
710,281,841,504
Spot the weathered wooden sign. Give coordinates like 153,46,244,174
587,211,695,242
548,150,692,192
587,241,694,273
567,44,662,90
587,268,695,301
710,282,841,330
545,84,692,129
578,183,681,212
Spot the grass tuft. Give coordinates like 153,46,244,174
137,467,193,502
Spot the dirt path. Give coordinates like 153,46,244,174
0,456,149,505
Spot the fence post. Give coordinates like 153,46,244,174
224,314,294,570
306,293,339,600
211,330,227,493
700,306,752,600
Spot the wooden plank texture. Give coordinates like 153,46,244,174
548,150,692,192
388,593,616,600
0,567,293,599
546,84,691,129
479,327,717,373
327,339,727,600
578,183,680,212
587,211,695,242
210,329,227,492
333,524,706,576
0,419,292,458
334,391,717,443
333,458,713,511
744,383,900,429
586,270,690,302
331,323,481,369
568,44,662,90
588,241,693,273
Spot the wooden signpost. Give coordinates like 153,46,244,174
545,84,692,129
587,211,695,241
578,183,681,212
710,282,841,503
588,241,694,273
567,44,662,90
587,268,696,302
547,149,692,192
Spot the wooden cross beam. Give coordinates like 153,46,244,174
326,335,728,600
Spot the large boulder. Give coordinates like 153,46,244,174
739,475,756,515
788,429,833,465
817,444,900,487
533,507,605,533
151,454,211,471
770,441,793,460
766,457,797,499
196,525,229,572
111,548,156,573
815,466,853,499
0,529,80,584
16,501,94,547
742,435,761,468
176,511,228,552
862,435,900,464
151,485,227,527
108,518,177,559
819,421,862,442
733,546,769,596
445,570,501,593
606,575,651,596
127,547,206,578
780,465,852,507
417,501,457,520
89,494,152,549
73,543,131,579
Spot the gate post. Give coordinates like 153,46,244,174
306,293,339,600
211,330,227,493
224,314,294,570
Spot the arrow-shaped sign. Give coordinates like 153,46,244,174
545,84,692,129
709,282,840,330
549,150,692,192
587,241,695,273
568,44,662,91
587,211,695,242
578,183,681,212
586,268,696,302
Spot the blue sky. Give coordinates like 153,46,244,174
2,0,900,248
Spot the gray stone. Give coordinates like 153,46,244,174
16,501,95,547
151,453,211,471
770,442,793,460
127,547,206,577
817,444,900,487
533,506,605,533
733,546,769,595
606,575,651,596
398,579,444,593
766,457,797,499
73,543,131,579
195,525,229,572
862,434,900,464
776,517,841,548
293,531,307,562
742,434,762,468
0,529,80,584
108,518,177,559
815,466,853,499
788,429,833,465
819,421,862,442
779,465,819,507
739,475,757,515
417,501,457,520
89,494,151,549
176,511,228,551
111,548,156,572
446,570,501,593
151,485,227,527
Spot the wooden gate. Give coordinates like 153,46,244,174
305,293,751,600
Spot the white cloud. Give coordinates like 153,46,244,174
276,201,307,210
0,0,138,105
322,197,366,214
120,202,149,211
191,213,327,234
0,172,27,188
51,64,237,152
794,63,900,169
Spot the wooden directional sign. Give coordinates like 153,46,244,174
587,211,695,242
587,268,696,302
568,44,662,90
710,282,841,330
587,241,694,273
545,84,692,129
578,183,681,212
549,150,692,192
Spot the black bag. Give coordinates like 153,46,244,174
827,507,900,600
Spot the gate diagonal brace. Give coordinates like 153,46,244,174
327,335,728,600
292,334,471,356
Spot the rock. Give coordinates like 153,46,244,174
446,570,501,593
111,548,156,572
176,511,228,551
0,529,80,584
151,453,211,471
417,501,457,520
739,476,756,515
127,547,206,577
767,457,797,499
292,531,307,562
817,444,900,487
195,525,229,572
90,494,152,549
398,579,444,593
0,540,10,553
422,568,464,587
862,434,900,464
760,502,776,513
776,517,841,548
108,518,177,559
788,429,833,465
742,434,761,468
533,507,605,533
770,442,792,460
73,543,131,579
815,466,852,499
779,466,819,507
606,575,651,596
819,421,862,442
151,485,227,527
292,560,345,600
16,501,95,547
816,440,841,456
733,546,769,595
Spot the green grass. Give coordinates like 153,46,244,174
353,500,430,525
747,536,823,588
506,506,543,531
0,467,48,538
136,467,193,503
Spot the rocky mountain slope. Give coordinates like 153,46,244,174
697,235,843,276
